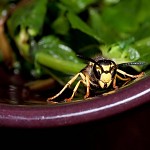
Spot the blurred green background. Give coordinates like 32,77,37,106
0,0,150,92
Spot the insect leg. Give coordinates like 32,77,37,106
65,73,88,102
103,74,131,96
116,69,144,87
117,69,144,78
112,75,118,89
47,73,81,102
84,73,90,99
116,74,131,87
65,80,83,102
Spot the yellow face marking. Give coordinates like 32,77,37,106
101,65,110,71
101,73,111,82
96,63,115,88
99,73,112,88
94,61,116,89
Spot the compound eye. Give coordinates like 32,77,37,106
96,70,101,78
93,64,102,79
95,70,101,79
110,66,116,78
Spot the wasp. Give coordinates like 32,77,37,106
47,55,145,103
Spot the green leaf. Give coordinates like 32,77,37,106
60,0,96,13
51,14,70,35
133,20,150,41
133,37,150,63
67,12,102,43
100,37,150,72
88,8,119,44
101,0,140,35
36,35,80,62
137,0,150,23
96,0,150,42
35,35,86,74
7,0,48,37
35,52,85,74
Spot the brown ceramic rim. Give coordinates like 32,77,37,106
0,76,150,128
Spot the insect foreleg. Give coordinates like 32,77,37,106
65,73,88,102
116,69,144,87
116,74,131,87
65,80,84,102
84,73,90,99
112,75,118,89
47,73,81,102
117,69,144,78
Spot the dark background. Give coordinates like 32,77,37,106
1,101,150,150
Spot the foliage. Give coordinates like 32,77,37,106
1,0,150,84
